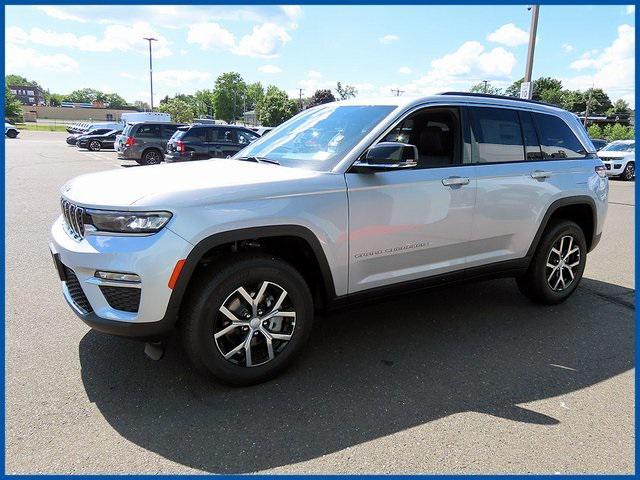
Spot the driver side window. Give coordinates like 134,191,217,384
378,107,462,169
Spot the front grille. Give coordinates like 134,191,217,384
605,164,612,170
100,286,141,313
60,198,85,239
64,266,93,313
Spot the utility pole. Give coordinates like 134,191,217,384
143,37,157,110
522,5,540,99
583,86,594,127
298,88,304,110
391,88,404,97
233,90,237,124
482,80,488,94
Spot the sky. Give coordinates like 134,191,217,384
5,4,636,108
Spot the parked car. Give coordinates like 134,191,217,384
5,122,20,138
590,138,608,151
76,129,123,151
117,122,184,165
50,93,607,386
598,139,635,180
67,127,114,146
165,124,259,163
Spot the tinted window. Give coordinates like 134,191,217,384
533,113,586,159
135,124,161,138
184,127,206,142
470,107,523,163
162,124,180,138
237,130,258,145
209,128,234,143
519,111,543,160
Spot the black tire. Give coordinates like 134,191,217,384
6,129,17,138
622,161,635,181
181,254,314,386
517,220,587,305
141,148,163,165
88,140,102,151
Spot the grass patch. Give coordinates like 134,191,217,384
15,123,68,132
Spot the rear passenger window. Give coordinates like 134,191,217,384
185,128,206,142
163,125,179,138
470,107,523,163
136,124,161,138
533,113,586,159
237,130,258,145
519,111,543,160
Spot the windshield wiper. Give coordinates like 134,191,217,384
236,156,280,165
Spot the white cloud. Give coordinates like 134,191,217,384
35,6,87,23
398,66,412,75
187,23,235,50
379,34,399,44
487,23,528,47
6,44,79,72
154,70,211,87
119,72,137,80
280,6,302,20
564,24,635,106
626,5,635,14
7,23,172,58
233,23,291,58
562,43,574,53
308,70,322,78
258,64,282,74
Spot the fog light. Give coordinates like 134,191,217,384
95,271,141,283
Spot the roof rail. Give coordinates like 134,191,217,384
439,91,556,108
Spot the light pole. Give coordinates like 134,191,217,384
143,37,157,110
522,5,540,99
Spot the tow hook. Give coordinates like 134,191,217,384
144,340,166,361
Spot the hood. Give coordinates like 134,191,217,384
62,159,325,209
599,150,634,159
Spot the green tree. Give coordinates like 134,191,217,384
212,72,247,123
193,89,215,117
587,124,604,139
257,85,298,126
505,77,562,102
561,90,586,113
104,93,128,108
133,100,151,111
157,97,195,123
5,74,44,90
469,81,503,95
308,89,336,107
5,87,23,122
46,93,66,107
603,123,634,141
65,88,104,103
583,88,612,116
607,99,631,116
538,88,564,107
246,82,265,112
335,82,358,100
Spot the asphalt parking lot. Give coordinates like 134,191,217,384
5,131,635,474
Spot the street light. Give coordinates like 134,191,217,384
522,5,540,99
143,37,157,110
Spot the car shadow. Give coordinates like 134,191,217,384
79,277,634,473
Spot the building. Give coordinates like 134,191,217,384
21,105,137,122
8,85,46,106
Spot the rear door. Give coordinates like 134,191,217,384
161,124,181,151
134,123,162,152
468,106,590,266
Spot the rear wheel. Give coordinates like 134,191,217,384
88,140,102,151
517,220,587,304
181,254,314,386
622,161,635,181
141,149,163,165
6,129,17,138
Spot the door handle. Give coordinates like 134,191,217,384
442,176,470,187
530,170,552,180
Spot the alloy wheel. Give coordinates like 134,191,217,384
90,141,101,151
545,235,581,292
145,151,160,164
624,163,635,181
213,281,296,367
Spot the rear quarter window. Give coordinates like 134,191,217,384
135,124,161,138
533,113,587,159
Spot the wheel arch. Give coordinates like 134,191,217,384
164,225,337,326
527,196,598,256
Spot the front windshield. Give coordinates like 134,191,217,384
601,141,634,152
236,104,396,170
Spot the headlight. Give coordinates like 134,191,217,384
85,209,172,234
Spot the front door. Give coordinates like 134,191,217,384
345,106,477,293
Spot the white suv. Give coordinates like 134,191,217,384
598,140,635,180
51,94,608,385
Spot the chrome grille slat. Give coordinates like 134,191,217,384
60,198,85,240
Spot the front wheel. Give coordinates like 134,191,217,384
622,161,635,181
517,220,587,305
181,254,314,386
88,140,102,151
6,129,17,138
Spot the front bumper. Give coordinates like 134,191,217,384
601,160,626,176
50,216,193,338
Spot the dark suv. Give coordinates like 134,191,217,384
165,124,259,163
117,122,184,165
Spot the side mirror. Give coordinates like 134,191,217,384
353,142,418,172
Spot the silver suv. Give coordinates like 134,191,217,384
50,93,608,385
